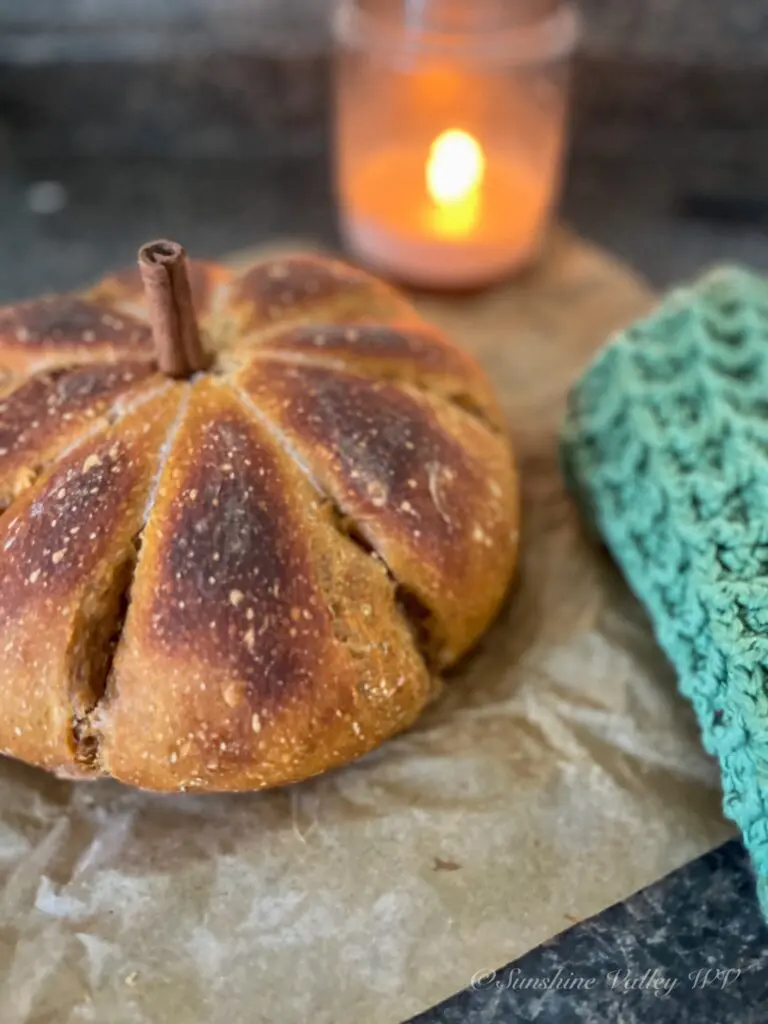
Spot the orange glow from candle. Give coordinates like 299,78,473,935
342,131,553,287
425,129,485,237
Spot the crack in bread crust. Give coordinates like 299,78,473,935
227,358,518,667
69,539,140,770
226,379,450,668
0,383,184,778
94,378,437,791
324,499,444,670
67,386,193,770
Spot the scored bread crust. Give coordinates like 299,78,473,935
0,253,519,792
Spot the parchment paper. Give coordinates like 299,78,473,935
0,230,733,1024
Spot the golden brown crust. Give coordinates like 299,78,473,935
100,380,435,791
0,367,17,399
227,254,418,338
0,361,161,507
252,321,506,432
0,386,183,776
0,249,518,792
0,293,154,372
233,356,518,665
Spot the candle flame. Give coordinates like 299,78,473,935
426,129,485,236
426,129,485,204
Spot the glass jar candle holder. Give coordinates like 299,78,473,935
333,0,580,289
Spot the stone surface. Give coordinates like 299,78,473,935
581,0,768,62
1,0,768,62
0,152,767,303
407,841,768,1023
0,54,331,159
0,54,766,204
1,0,768,178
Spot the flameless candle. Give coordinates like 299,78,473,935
333,0,580,289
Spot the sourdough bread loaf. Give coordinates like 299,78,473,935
0,251,518,791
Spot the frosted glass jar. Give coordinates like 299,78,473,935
333,0,580,289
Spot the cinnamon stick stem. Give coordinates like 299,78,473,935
138,240,208,378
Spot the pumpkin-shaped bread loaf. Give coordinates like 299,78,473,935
0,241,518,792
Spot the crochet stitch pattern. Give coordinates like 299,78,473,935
560,266,768,917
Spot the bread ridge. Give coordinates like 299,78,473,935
227,357,516,664
96,377,438,790
0,383,186,776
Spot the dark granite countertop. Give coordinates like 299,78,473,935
1,145,767,1022
410,841,768,1023
2,149,768,301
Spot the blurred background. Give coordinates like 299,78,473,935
0,0,767,296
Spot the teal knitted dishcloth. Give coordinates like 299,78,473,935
560,265,768,917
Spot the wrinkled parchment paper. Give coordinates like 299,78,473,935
0,230,733,1024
